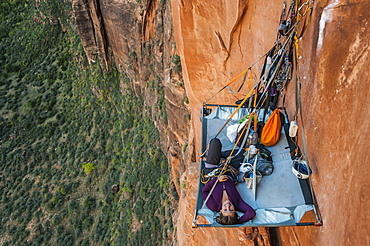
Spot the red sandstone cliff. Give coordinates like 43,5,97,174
172,0,370,245
72,0,370,245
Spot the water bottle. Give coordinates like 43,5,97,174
289,120,298,137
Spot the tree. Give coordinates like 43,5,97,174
82,162,95,174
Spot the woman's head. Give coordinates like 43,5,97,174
217,200,238,225
217,212,238,225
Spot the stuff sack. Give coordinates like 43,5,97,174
226,120,248,143
260,108,282,146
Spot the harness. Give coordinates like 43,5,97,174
201,165,238,184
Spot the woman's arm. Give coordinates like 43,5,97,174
237,200,256,223
224,180,256,223
201,176,217,199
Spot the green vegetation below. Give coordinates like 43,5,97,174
0,0,173,245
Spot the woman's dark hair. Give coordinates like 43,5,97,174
216,212,238,225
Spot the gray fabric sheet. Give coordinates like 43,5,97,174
237,131,306,209
205,107,306,209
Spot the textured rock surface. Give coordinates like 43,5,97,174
72,0,109,69
172,0,370,245
277,1,370,245
72,0,370,245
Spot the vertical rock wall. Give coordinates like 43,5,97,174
278,0,370,245
72,0,370,245
172,0,370,245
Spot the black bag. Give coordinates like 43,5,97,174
247,154,274,176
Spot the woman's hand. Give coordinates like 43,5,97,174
218,175,229,182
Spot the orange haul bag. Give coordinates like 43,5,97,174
260,108,282,146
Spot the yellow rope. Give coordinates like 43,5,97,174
225,67,250,87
